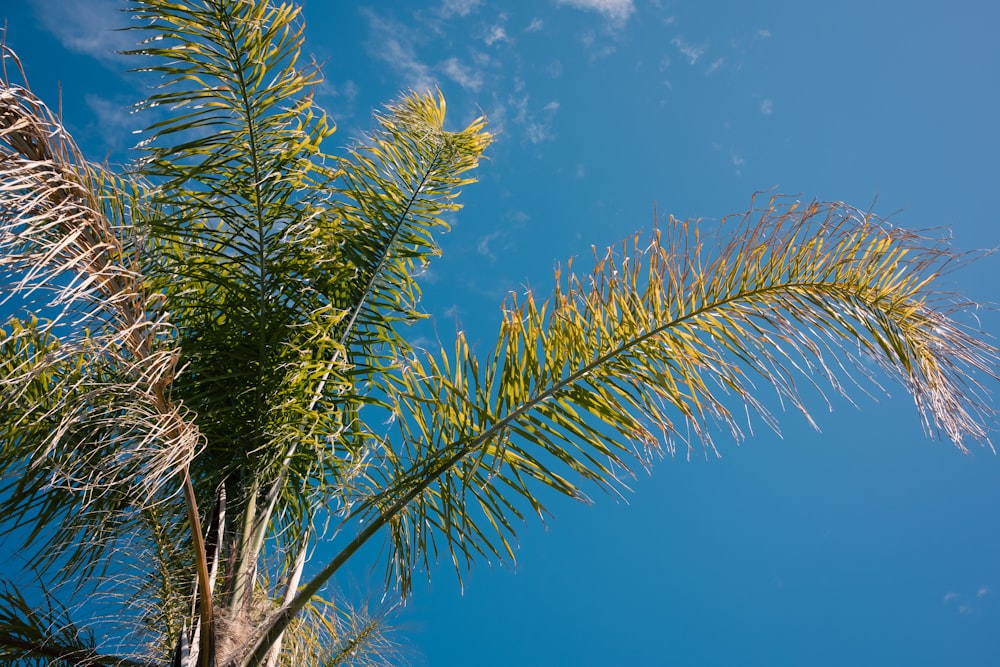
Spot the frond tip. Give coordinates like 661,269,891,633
522,196,998,457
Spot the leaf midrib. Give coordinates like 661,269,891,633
337,137,450,350
246,274,902,664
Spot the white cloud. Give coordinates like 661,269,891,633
510,92,529,123
556,0,635,24
85,93,141,153
757,28,772,38
477,231,502,261
364,12,438,92
503,91,557,144
671,37,706,65
441,0,481,17
442,57,483,91
760,98,774,115
526,123,551,144
525,18,544,32
730,151,745,175
509,210,530,225
384,39,437,91
707,57,725,74
578,30,617,60
943,588,990,615
31,0,134,65
485,24,509,46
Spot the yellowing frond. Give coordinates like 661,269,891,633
370,196,997,595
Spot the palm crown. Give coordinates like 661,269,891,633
0,1,996,666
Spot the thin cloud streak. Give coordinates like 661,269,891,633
30,0,134,65
363,10,438,92
556,0,635,24
671,37,706,65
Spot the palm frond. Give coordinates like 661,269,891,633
366,197,998,592
0,577,152,667
251,594,404,667
127,0,351,601
129,0,345,473
325,90,491,357
0,43,199,579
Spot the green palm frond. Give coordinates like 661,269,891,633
325,90,491,357
128,0,340,470
0,577,150,667
246,197,997,660
126,1,350,602
256,595,403,667
287,88,493,522
364,198,997,592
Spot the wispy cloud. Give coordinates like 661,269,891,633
485,24,509,46
442,57,483,91
671,37,707,65
579,30,618,60
364,11,438,92
525,124,550,144
757,28,772,38
760,98,774,115
31,0,134,66
944,586,991,615
476,231,503,262
525,18,544,32
440,0,481,18
707,57,725,74
556,0,635,25
527,97,560,144
85,93,142,154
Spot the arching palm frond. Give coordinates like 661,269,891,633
258,595,403,667
292,88,493,521
245,199,997,662
327,90,491,360
127,0,340,491
371,199,997,591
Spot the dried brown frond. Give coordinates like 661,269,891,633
0,42,201,502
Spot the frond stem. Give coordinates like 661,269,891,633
336,139,449,350
183,468,216,667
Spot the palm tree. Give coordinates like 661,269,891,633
0,1,995,665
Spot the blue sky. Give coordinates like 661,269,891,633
3,0,1000,665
